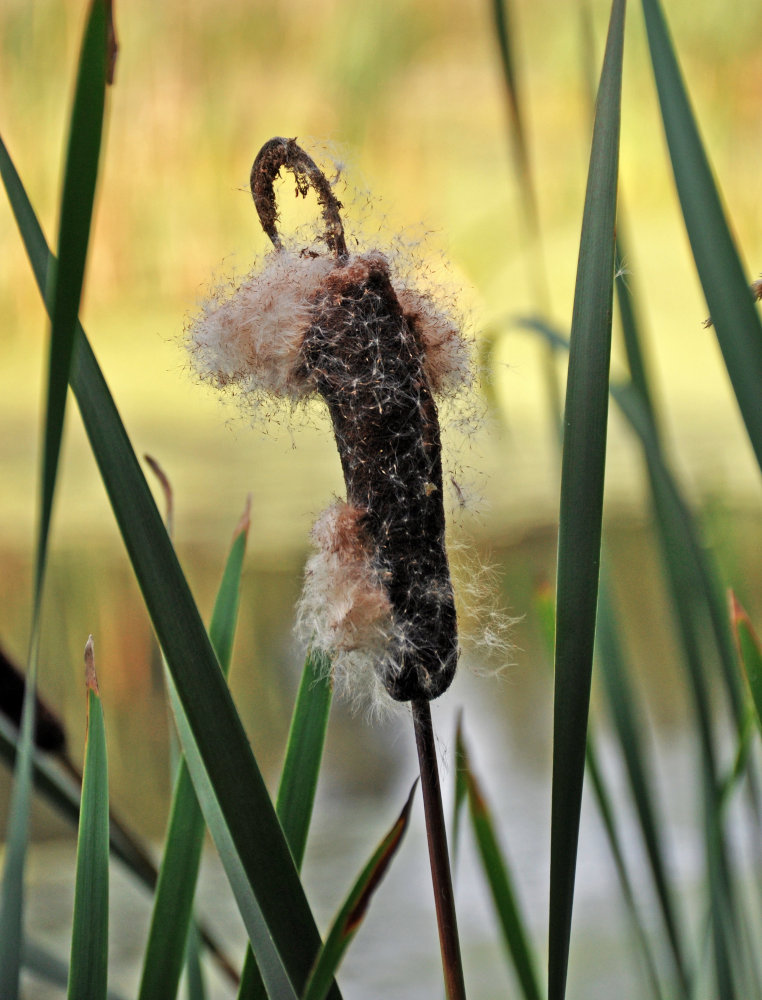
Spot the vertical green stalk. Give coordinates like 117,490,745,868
548,2,625,997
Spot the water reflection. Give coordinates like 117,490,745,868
2,509,761,997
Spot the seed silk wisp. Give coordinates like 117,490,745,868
188,137,473,704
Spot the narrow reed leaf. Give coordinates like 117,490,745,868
549,2,625,997
459,733,543,1000
164,672,299,1000
0,3,108,990
517,312,746,733
584,732,667,1000
0,138,339,1000
491,0,559,420
139,498,249,1000
23,938,127,1000
542,585,666,995
0,714,156,890
137,764,205,1000
39,0,109,589
596,578,691,996
184,923,207,1000
535,580,676,998
301,783,417,1000
731,595,762,733
641,0,762,473
451,713,468,866
67,637,109,1000
519,315,752,996
276,650,333,871
614,383,745,1000
238,650,334,1000
613,223,748,733
492,0,540,250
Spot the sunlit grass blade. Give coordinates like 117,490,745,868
238,649,334,1000
301,783,417,1000
0,3,109,992
731,595,762,733
641,0,762,473
458,727,543,1000
139,500,250,1000
0,138,341,1000
67,638,109,1000
548,2,625,997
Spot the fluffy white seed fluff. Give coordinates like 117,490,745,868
187,240,483,707
187,249,471,405
395,284,472,395
188,250,334,400
297,501,400,707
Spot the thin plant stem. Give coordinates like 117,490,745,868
412,699,467,1000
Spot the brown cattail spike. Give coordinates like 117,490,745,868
298,253,458,701
249,138,458,702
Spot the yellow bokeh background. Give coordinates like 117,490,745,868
1,0,760,558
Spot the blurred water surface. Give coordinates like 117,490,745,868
2,509,761,998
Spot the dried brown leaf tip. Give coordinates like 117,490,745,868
188,137,474,704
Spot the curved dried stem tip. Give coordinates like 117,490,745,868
250,137,348,259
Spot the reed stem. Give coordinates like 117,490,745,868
412,699,467,1000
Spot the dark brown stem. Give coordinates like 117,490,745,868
250,137,348,259
412,699,467,1000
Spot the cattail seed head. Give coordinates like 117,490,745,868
188,138,474,703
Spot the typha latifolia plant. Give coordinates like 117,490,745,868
188,136,471,998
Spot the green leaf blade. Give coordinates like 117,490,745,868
238,649,334,1000
548,3,625,998
460,733,543,1000
731,595,762,732
67,642,109,1000
301,784,417,1000
39,0,109,588
641,0,762,473
276,650,333,870
139,502,249,1000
